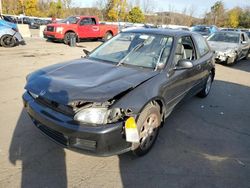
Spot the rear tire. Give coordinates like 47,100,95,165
132,102,161,156
197,73,213,98
0,35,16,47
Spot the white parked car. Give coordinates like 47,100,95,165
207,31,250,65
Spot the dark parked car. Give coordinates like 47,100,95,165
17,17,40,29
23,29,215,156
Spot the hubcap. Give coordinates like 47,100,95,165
139,113,159,150
205,75,212,94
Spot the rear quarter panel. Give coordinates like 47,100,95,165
98,24,118,37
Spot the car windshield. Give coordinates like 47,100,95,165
207,32,240,43
60,16,80,24
88,32,173,69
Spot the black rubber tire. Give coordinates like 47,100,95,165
0,35,16,47
197,73,213,98
102,32,113,42
64,32,74,45
132,102,161,156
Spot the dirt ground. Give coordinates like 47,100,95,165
0,36,250,188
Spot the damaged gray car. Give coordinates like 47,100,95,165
207,31,250,65
23,29,215,156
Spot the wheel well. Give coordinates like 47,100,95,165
64,30,78,37
152,99,166,123
106,30,113,36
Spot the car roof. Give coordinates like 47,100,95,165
122,28,194,37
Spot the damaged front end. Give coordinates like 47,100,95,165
215,49,237,64
23,90,135,156
69,99,134,125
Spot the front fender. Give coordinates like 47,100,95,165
112,73,167,116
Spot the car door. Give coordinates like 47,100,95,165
192,34,213,88
78,18,100,38
240,33,250,57
162,35,200,109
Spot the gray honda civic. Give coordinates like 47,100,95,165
23,29,215,156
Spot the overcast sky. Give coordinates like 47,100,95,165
72,0,250,17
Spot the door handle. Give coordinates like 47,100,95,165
92,26,99,31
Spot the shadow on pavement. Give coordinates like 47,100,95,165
119,80,250,188
228,58,250,73
9,109,67,188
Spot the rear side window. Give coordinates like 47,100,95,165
193,34,210,57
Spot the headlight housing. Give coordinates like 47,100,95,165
224,49,237,57
74,107,123,125
56,27,63,33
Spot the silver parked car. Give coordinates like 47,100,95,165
207,31,250,65
0,26,25,47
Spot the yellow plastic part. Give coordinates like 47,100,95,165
125,117,137,129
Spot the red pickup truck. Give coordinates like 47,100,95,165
43,16,118,43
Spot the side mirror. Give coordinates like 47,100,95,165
174,59,193,70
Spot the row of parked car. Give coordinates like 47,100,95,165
188,25,250,65
42,16,250,65
1,14,250,66
1,14,52,29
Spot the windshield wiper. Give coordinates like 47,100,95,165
117,43,144,66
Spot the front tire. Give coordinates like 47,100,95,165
197,73,213,98
64,32,75,45
132,102,161,156
0,35,16,47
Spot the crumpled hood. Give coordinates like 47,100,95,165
208,41,238,52
25,58,159,105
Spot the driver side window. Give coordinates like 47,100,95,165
174,36,196,65
80,18,96,26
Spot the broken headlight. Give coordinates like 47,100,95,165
74,107,123,125
224,49,237,57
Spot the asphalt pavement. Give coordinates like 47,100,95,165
0,37,249,188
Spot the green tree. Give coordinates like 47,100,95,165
24,0,39,16
48,0,64,18
227,8,241,28
127,6,145,23
105,0,128,21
